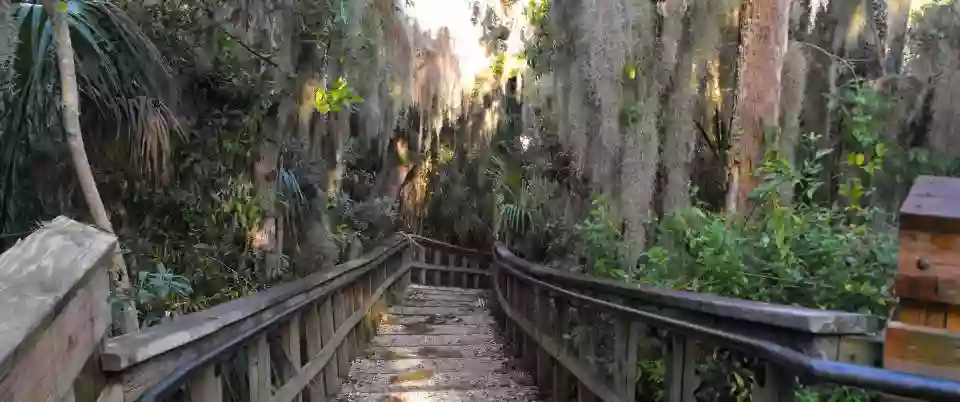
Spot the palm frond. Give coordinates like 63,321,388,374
1,0,177,238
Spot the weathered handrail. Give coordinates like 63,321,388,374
0,217,116,402
96,233,490,402
493,244,960,401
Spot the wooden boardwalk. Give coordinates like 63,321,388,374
336,285,541,401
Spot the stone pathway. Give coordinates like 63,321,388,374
336,285,540,401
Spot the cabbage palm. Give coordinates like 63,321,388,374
1,0,176,236
1,0,177,332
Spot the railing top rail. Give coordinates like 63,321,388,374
495,245,878,335
102,235,407,372
495,252,960,401
405,234,489,256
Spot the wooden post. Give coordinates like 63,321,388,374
0,217,115,402
885,176,960,381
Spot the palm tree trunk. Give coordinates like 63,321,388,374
43,0,139,333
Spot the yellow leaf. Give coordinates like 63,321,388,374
855,153,865,166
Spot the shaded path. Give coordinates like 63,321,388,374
336,285,540,401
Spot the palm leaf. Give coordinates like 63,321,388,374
0,0,177,239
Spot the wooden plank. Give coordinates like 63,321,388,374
333,290,350,379
665,334,699,402
60,388,75,402
281,313,302,402
303,302,326,401
947,306,960,331
319,299,339,396
553,364,572,402
272,264,410,402
884,321,960,380
0,265,111,402
751,362,793,402
188,364,222,402
406,264,489,277
897,302,926,326
247,334,271,402
0,217,115,402
624,322,641,401
535,290,553,393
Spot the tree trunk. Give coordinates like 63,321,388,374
884,0,910,75
43,0,139,333
727,0,791,213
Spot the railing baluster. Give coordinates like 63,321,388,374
433,250,443,286
281,313,302,402
304,301,327,400
319,298,340,396
333,290,350,379
665,333,700,402
752,361,794,402
247,333,271,402
535,288,554,395
188,364,222,402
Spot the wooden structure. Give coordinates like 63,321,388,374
0,217,115,402
3,205,960,401
885,175,960,380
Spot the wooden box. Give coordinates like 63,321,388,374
884,175,960,380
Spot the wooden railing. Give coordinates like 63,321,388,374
5,221,960,402
493,245,960,401
0,217,116,402
94,234,489,402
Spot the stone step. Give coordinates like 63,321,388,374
340,368,536,393
363,344,504,360
379,323,492,335
349,357,505,374
335,386,542,401
372,334,495,347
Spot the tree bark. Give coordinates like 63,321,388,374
727,0,791,213
43,0,139,333
884,0,911,75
